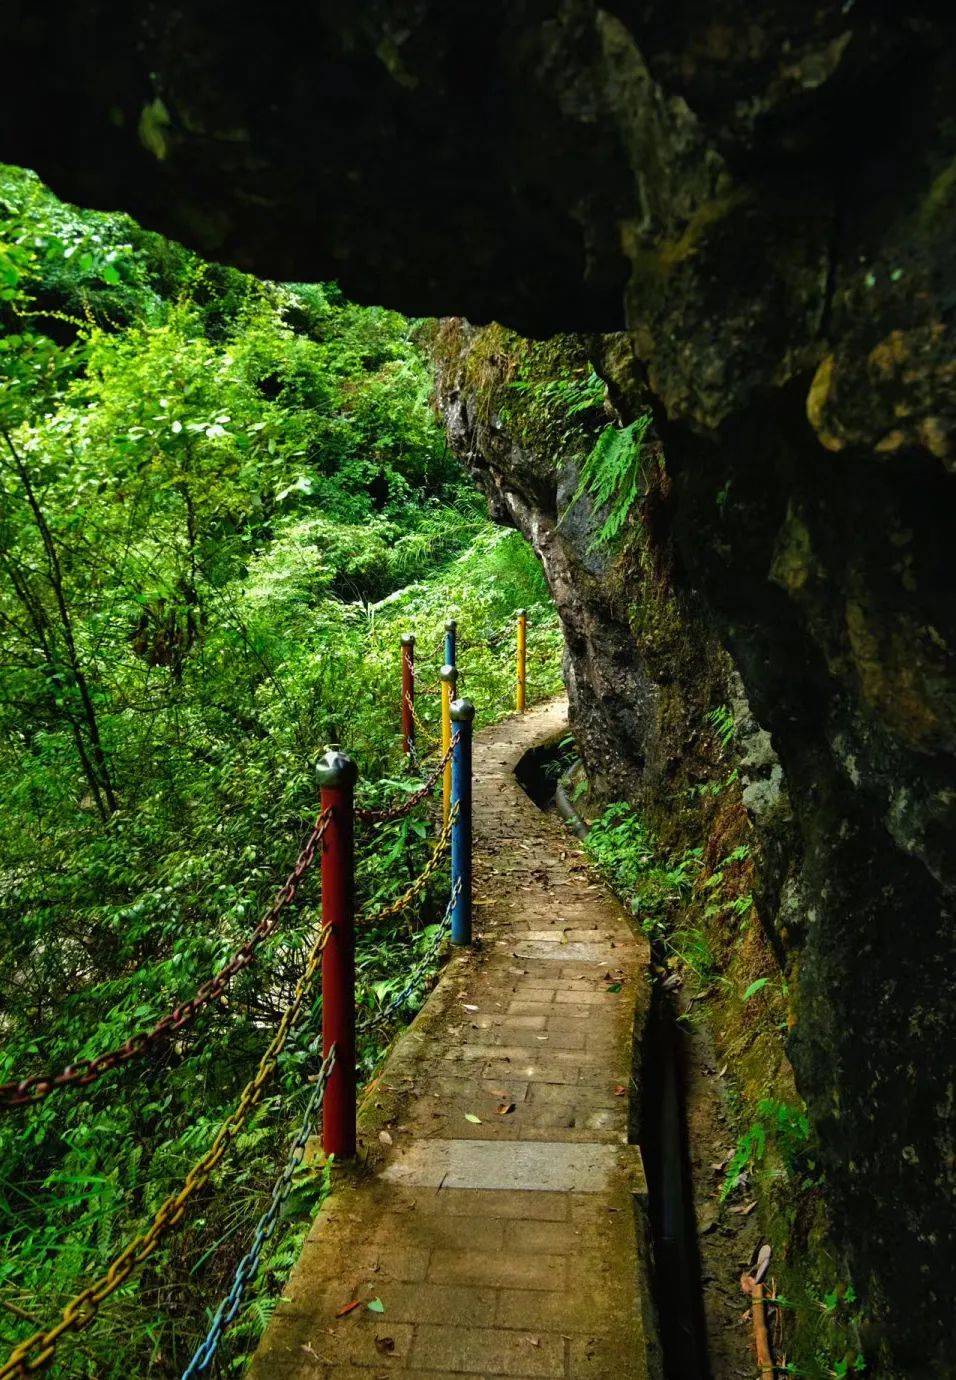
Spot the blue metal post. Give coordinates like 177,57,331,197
439,663,457,826
449,698,474,944
444,618,457,669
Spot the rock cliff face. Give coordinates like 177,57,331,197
432,317,955,1376
1,3,953,1372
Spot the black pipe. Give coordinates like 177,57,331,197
554,767,589,840
641,964,711,1378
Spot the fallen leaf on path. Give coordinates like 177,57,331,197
379,1130,392,1146
496,1103,516,1115
367,1298,385,1313
464,1113,482,1124
613,1085,627,1097
462,1003,479,1012
730,1200,757,1215
335,1300,362,1318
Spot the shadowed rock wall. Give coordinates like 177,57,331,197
434,318,955,1376
1,4,954,1373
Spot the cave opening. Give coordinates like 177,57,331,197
1,6,954,1375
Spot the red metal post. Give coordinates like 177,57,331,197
318,750,357,1158
401,633,415,758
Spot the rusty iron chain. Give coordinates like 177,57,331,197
409,659,441,694
359,802,458,927
181,1043,337,1377
354,737,455,824
405,693,441,749
0,925,333,1377
0,811,332,1110
360,879,460,1032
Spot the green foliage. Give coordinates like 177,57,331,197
585,803,701,931
562,414,652,548
503,360,605,453
777,1279,867,1379
508,365,604,421
708,703,737,751
743,976,770,1001
0,165,563,1375
721,1097,812,1202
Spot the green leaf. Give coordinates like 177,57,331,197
560,415,652,549
743,978,769,1001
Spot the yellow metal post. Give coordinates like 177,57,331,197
516,608,527,712
439,663,457,825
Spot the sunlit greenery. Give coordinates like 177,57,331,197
0,166,561,1376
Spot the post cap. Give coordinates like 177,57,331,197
316,750,358,789
401,633,415,647
445,618,457,633
517,608,527,619
450,697,475,723
439,663,458,685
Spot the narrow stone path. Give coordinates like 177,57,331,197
250,699,658,1379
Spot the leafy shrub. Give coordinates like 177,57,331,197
0,165,564,1376
721,1097,812,1201
585,803,700,928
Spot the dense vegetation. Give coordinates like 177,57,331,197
0,167,561,1376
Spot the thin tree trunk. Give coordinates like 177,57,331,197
0,543,110,820
1,430,118,814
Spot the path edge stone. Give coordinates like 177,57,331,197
250,699,662,1378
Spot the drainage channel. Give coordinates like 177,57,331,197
515,734,712,1380
641,957,711,1378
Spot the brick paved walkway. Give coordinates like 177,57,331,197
249,699,658,1379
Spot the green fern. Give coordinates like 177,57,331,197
561,414,651,548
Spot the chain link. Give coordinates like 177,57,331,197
180,1046,336,1378
405,692,441,749
360,880,460,1030
184,877,464,1374
0,813,332,1110
1,638,478,1368
354,738,455,825
408,657,441,695
0,925,332,1378
359,804,458,927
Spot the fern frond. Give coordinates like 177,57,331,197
560,414,651,549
